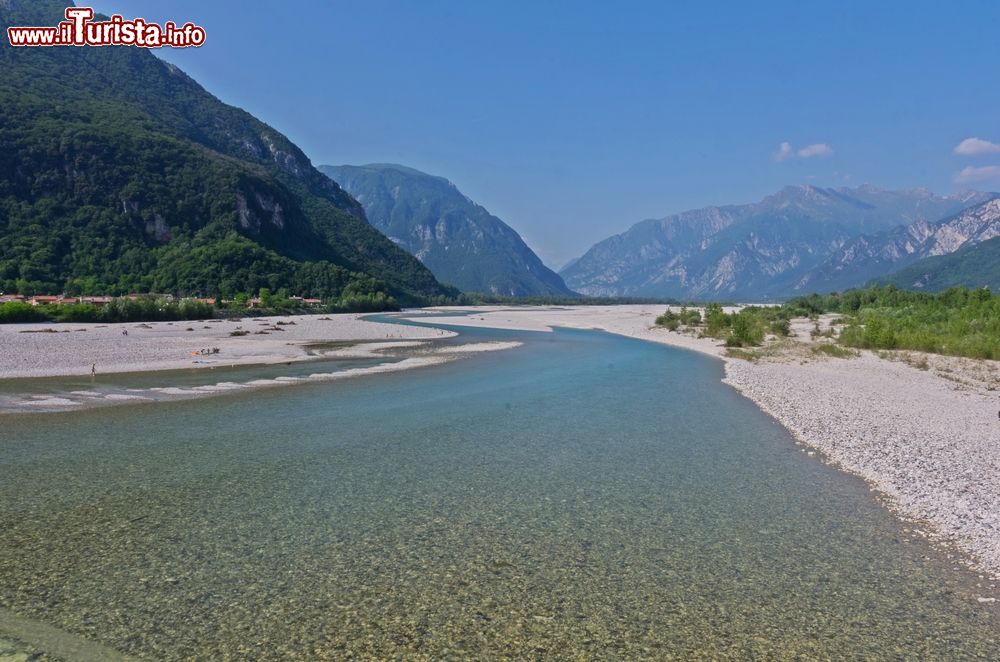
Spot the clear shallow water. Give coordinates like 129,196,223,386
1,321,998,659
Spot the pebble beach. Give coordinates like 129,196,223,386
0,313,456,379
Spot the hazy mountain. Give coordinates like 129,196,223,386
815,197,1000,292
321,164,574,296
0,0,448,303
878,234,1000,292
798,197,1000,294
561,185,993,300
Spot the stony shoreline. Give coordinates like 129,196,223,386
416,305,1000,579
722,354,1000,578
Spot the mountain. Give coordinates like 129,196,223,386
561,185,994,300
878,235,1000,292
319,164,574,296
797,197,1000,293
0,0,449,303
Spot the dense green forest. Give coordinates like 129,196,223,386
0,0,450,306
656,285,1000,360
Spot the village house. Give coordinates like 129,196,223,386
80,296,113,306
29,295,64,306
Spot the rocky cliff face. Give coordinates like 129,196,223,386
561,185,995,300
879,232,1000,292
796,197,1000,293
321,164,574,296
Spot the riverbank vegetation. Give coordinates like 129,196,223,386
710,305,792,347
0,298,216,324
789,286,1000,360
654,285,1000,360
0,285,401,324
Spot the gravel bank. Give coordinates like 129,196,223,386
723,353,1000,576
0,313,455,379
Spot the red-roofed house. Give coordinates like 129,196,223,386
81,296,113,306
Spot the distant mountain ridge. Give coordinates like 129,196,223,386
0,0,448,302
561,185,995,300
321,164,574,296
878,237,1000,292
797,197,1000,293
873,202,1000,292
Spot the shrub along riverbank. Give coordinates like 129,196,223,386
654,286,1000,361
790,286,1000,360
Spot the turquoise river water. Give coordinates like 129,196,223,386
0,316,998,659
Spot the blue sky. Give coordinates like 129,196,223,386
90,1,1000,267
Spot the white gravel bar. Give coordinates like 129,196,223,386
0,312,456,378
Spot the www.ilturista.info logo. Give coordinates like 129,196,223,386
7,7,205,48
